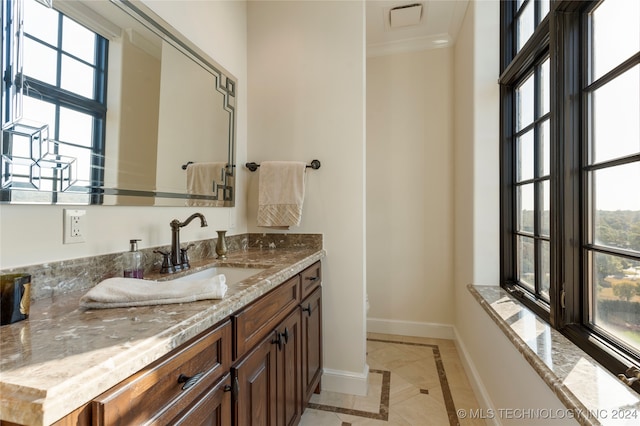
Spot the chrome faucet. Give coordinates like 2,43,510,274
170,213,208,270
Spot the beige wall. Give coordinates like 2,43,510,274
246,0,368,393
0,0,248,268
452,1,577,423
366,48,455,334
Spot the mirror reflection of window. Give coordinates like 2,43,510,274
11,0,108,203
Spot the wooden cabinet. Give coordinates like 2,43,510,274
232,287,303,426
92,319,232,425
275,309,302,426
234,275,301,359
232,331,278,426
29,261,322,426
232,261,322,426
300,286,322,406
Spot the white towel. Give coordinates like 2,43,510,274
257,161,306,228
186,162,227,207
79,275,228,309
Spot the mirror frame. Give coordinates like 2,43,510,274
1,0,237,206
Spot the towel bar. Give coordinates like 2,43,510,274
245,159,321,172
182,162,236,171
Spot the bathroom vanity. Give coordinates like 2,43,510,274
0,245,324,426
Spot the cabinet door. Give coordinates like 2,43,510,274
171,374,232,426
275,309,302,426
301,287,322,405
232,333,278,426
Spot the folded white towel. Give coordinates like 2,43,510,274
79,275,228,309
257,161,306,228
186,162,227,207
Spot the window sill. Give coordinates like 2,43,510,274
468,285,640,426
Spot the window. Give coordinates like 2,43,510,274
1,0,107,203
501,0,640,390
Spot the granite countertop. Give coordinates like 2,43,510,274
0,247,325,426
469,285,640,426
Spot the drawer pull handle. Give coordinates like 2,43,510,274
305,276,319,281
178,372,204,390
280,327,289,344
224,377,240,399
301,303,312,316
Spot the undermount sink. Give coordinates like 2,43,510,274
172,266,266,285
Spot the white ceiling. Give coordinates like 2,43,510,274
366,0,469,57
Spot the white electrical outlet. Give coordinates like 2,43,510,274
63,209,86,244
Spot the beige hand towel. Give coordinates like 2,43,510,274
186,162,227,206
257,161,306,228
79,275,228,309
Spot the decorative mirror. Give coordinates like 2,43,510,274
0,0,236,206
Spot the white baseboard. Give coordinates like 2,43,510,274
321,364,369,396
453,327,500,426
367,317,456,339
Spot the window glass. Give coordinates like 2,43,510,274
58,107,93,147
22,97,56,135
518,235,536,291
592,164,640,252
517,130,535,181
591,251,640,354
591,65,640,164
61,16,96,63
23,0,58,45
585,0,640,362
23,38,57,86
517,183,535,233
540,240,551,300
591,0,640,81
541,119,550,175
517,0,535,52
541,57,550,115
540,0,550,20
540,179,550,237
61,56,95,99
517,73,535,130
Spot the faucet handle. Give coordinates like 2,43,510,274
153,250,176,274
180,244,195,270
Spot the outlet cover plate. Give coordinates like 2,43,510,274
63,209,86,244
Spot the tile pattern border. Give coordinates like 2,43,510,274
308,338,460,425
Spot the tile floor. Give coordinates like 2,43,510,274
300,333,485,426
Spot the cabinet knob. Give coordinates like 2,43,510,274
177,372,204,390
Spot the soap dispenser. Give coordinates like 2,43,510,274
123,239,144,279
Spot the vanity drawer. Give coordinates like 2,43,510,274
300,261,322,300
92,319,231,426
234,275,301,359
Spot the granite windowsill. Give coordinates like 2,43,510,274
468,285,640,426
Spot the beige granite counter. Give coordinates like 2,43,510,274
0,246,325,426
469,285,640,426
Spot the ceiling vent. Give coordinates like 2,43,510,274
389,3,423,29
